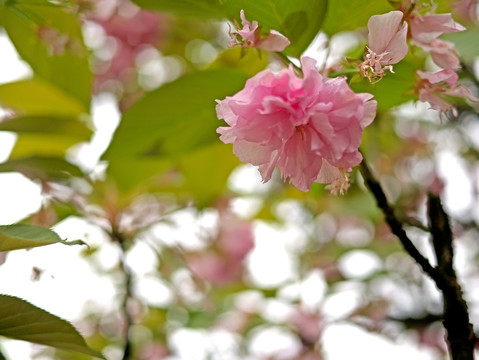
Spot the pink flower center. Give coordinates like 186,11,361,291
359,48,394,83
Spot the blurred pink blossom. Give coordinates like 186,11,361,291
416,69,479,115
229,10,290,52
452,0,478,24
139,342,169,360
188,214,254,285
359,10,408,82
217,56,377,193
410,13,465,69
290,309,323,345
92,1,164,97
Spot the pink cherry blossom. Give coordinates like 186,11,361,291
416,69,479,115
360,10,408,82
216,56,377,193
229,10,290,52
410,13,465,69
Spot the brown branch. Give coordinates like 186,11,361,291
358,159,441,283
359,155,476,360
427,194,476,360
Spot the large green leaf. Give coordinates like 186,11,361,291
0,114,92,158
0,78,85,116
0,1,92,108
178,143,240,206
322,0,392,36
0,223,83,251
0,156,83,179
0,294,104,359
103,68,248,189
131,0,328,56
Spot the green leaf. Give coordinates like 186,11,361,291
103,68,248,189
0,294,104,359
208,47,268,77
0,156,83,179
0,2,92,108
0,78,86,116
0,223,84,251
106,157,173,190
0,114,92,158
350,59,417,111
131,0,328,57
443,26,479,63
322,0,392,36
178,143,240,206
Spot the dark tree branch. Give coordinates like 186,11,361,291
359,157,476,360
358,159,441,283
113,231,134,360
427,194,476,360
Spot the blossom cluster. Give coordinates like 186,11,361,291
359,3,477,113
217,3,477,193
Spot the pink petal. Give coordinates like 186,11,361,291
315,159,342,184
360,96,378,127
417,69,458,86
418,88,454,112
368,10,405,54
257,30,290,52
381,21,408,64
237,10,259,43
411,13,466,43
232,140,274,165
416,39,461,69
445,85,479,103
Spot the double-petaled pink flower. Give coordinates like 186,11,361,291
410,13,466,69
416,69,478,115
216,56,377,193
228,10,290,52
360,10,409,82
